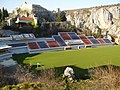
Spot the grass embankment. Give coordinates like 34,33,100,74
13,45,120,69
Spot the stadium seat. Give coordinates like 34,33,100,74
97,38,106,44
37,41,49,48
103,38,112,44
8,43,27,47
27,42,40,49
82,39,93,45
79,35,88,39
89,39,100,44
67,32,80,40
46,41,60,47
58,32,72,40
52,35,67,46
87,36,95,39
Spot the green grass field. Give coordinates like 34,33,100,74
13,46,120,69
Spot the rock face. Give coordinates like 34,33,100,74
65,4,120,35
13,2,55,22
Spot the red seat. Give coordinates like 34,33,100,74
82,39,93,44
97,39,106,44
60,32,71,40
27,42,40,49
46,41,60,47
79,35,88,39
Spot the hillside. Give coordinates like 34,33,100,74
65,3,120,36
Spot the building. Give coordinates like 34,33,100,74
12,2,55,23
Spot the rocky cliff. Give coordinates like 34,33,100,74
12,2,55,22
65,4,120,36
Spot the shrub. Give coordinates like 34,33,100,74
89,65,120,90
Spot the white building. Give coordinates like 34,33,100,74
13,2,54,23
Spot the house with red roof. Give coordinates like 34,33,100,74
16,17,33,23
7,2,55,27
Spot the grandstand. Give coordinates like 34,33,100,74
8,43,28,54
0,32,114,54
97,38,114,46
27,41,66,54
2,36,54,54
79,35,93,47
58,32,85,49
86,36,101,46
10,33,35,40
0,44,17,67
0,44,12,60
52,35,67,46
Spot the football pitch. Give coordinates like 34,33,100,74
13,45,120,69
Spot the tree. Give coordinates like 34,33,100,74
57,12,62,22
4,9,9,17
30,19,40,30
0,9,2,21
57,8,62,22
61,11,67,21
2,7,5,20
61,14,67,21
0,7,9,21
57,9,66,22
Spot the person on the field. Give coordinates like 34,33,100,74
63,67,76,82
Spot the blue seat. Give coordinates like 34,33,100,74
103,39,112,43
8,43,27,47
90,39,100,44
53,35,66,46
87,36,95,39
37,41,49,48
67,32,80,40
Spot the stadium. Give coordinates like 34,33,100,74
1,32,120,89
0,32,115,67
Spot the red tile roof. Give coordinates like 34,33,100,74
19,17,33,21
